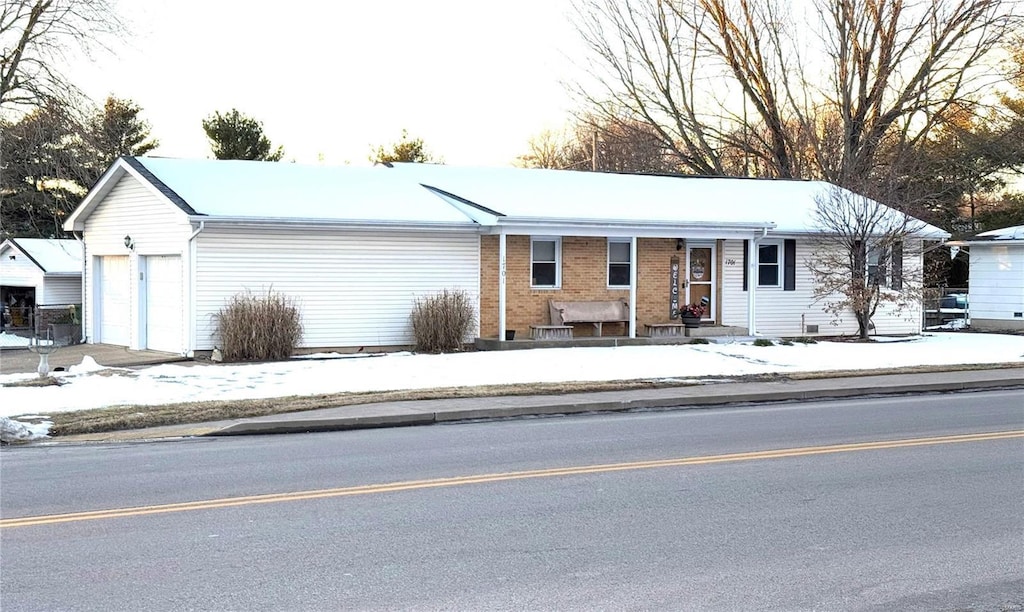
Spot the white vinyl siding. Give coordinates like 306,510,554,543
81,173,192,347
968,244,1024,323
721,239,924,336
0,248,43,290
194,227,480,351
41,277,81,305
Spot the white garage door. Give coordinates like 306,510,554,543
99,256,130,346
145,255,183,353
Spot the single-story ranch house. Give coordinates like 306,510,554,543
0,238,83,335
965,225,1024,331
63,157,948,356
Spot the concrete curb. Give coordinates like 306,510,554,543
208,373,1024,437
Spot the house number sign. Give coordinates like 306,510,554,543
670,256,680,319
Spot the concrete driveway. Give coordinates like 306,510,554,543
0,344,187,375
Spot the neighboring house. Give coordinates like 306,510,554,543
964,225,1024,331
0,238,83,334
63,157,948,356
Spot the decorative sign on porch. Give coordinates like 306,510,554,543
670,256,680,319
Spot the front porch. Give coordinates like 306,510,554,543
480,233,764,344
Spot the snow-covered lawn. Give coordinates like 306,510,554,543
2,332,1023,425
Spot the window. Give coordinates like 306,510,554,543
531,237,560,288
867,247,887,286
607,240,631,287
864,242,904,289
758,243,780,287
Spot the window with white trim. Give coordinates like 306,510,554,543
607,239,631,287
531,237,560,288
758,242,781,287
867,247,887,286
866,242,903,289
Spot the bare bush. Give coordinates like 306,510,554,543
410,289,476,353
216,290,302,362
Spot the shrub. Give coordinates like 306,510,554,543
411,289,476,353
752,338,774,347
790,337,818,344
216,290,302,362
779,339,794,346
688,338,710,344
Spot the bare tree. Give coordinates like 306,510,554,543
573,0,1020,193
515,128,584,169
1,0,125,111
518,115,677,173
807,184,928,339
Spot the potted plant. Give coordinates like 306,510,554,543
680,301,706,328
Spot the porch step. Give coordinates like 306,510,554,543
686,325,749,338
530,324,573,340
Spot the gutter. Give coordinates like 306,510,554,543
187,216,481,233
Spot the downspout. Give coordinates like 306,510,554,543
747,228,767,336
498,230,507,341
73,231,86,344
629,236,637,338
187,221,205,357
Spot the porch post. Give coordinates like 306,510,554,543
747,235,758,335
629,236,637,338
498,231,507,341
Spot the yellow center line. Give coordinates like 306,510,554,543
3,430,1021,529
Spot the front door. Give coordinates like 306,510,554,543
686,244,715,321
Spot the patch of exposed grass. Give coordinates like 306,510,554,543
3,376,63,388
47,378,706,436
41,361,1024,438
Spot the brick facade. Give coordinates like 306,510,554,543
480,235,704,338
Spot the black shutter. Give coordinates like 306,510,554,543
891,242,903,290
742,239,749,291
784,239,796,291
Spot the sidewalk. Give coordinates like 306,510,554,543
54,366,1024,443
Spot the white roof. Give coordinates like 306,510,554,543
974,225,1024,241
1,239,82,274
67,157,949,239
386,163,949,238
134,158,475,225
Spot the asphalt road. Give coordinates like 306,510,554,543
2,390,1022,611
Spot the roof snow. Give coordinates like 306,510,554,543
1,239,82,274
77,157,948,239
975,225,1024,241
134,158,475,225
387,163,948,238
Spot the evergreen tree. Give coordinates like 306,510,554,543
370,130,436,164
202,109,284,161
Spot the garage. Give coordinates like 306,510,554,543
98,256,130,345
144,255,183,352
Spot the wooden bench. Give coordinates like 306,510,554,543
644,323,686,338
549,299,630,337
530,324,573,340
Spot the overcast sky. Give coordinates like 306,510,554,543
69,0,585,167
